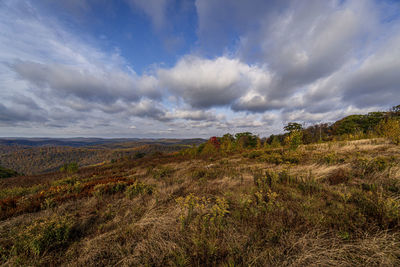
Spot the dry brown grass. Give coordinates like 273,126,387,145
281,230,400,267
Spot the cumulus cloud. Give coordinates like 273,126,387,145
158,56,272,109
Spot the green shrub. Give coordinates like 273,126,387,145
350,190,400,228
176,194,229,232
93,181,127,197
125,182,153,199
153,166,174,180
14,217,76,257
260,152,283,164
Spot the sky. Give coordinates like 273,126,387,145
1,0,400,138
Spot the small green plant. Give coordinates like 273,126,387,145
338,231,350,240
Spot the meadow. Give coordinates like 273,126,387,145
1,134,400,266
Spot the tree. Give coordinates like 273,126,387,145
376,118,400,145
284,122,303,133
235,132,258,149
390,105,400,117
283,123,303,150
220,133,235,153
284,130,303,150
208,137,221,149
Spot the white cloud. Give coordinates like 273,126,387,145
158,56,272,109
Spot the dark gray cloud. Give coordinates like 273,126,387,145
0,103,47,124
128,100,168,121
341,36,400,108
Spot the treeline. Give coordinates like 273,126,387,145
181,105,400,157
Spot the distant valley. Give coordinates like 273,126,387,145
0,138,205,175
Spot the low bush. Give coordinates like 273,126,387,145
350,190,400,228
13,217,77,258
125,182,153,199
93,181,127,197
152,166,175,180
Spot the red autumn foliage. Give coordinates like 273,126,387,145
209,137,221,149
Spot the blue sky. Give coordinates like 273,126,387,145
1,0,400,138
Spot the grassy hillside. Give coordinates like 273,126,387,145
1,137,400,266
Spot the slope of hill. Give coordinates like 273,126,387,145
1,137,399,266
0,166,18,179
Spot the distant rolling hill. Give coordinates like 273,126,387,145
0,138,206,175
0,137,205,147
